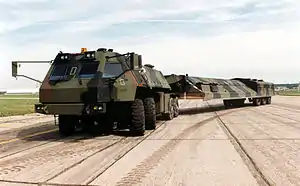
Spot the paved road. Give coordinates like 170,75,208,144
0,96,299,186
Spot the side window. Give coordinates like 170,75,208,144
79,63,99,77
51,65,67,76
210,84,218,92
103,63,123,78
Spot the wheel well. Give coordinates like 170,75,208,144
135,87,171,99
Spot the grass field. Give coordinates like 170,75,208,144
0,94,39,117
0,94,39,98
277,90,300,96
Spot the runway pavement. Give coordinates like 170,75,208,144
0,96,299,186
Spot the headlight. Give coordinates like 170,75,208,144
60,55,69,60
92,105,103,110
85,52,95,59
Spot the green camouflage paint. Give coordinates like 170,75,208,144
165,74,274,100
11,49,274,114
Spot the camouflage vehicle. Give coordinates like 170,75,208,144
12,48,179,136
11,48,274,136
164,74,275,107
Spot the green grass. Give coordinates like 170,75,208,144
0,94,39,98
277,90,300,96
0,99,39,117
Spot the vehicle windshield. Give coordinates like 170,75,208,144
102,62,123,78
49,62,123,80
78,63,99,78
49,65,77,81
78,62,123,78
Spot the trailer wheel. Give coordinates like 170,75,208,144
58,115,76,136
144,97,156,130
130,99,145,135
166,98,174,120
266,97,272,104
253,98,261,106
173,97,179,117
261,98,267,105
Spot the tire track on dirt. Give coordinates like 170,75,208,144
0,121,167,184
215,106,300,185
82,121,167,185
0,179,99,186
0,135,105,177
271,103,300,111
40,137,127,184
0,121,54,136
0,123,60,160
0,115,51,125
111,108,243,186
212,108,272,186
0,122,56,144
249,108,300,131
267,104,300,114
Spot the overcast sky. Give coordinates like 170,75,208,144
0,0,299,90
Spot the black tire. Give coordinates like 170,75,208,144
166,98,174,120
261,98,267,105
253,98,261,106
58,115,76,136
173,98,179,117
266,97,272,104
144,97,156,130
130,99,145,135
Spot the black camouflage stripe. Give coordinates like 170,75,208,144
216,79,240,98
165,74,275,99
232,81,252,97
266,84,270,95
258,86,262,96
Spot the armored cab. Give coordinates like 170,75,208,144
34,48,178,136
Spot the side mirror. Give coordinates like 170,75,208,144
129,53,143,70
12,61,18,77
138,55,142,68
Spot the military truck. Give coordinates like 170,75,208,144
11,47,275,136
12,48,179,136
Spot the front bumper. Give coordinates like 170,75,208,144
34,103,107,115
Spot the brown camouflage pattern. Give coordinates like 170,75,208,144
11,49,275,116
12,48,173,115
37,49,171,105
164,74,275,101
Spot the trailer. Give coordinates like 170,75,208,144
164,74,275,107
11,47,275,136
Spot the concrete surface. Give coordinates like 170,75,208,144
0,114,54,133
0,96,299,186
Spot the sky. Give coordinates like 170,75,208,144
0,0,300,91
